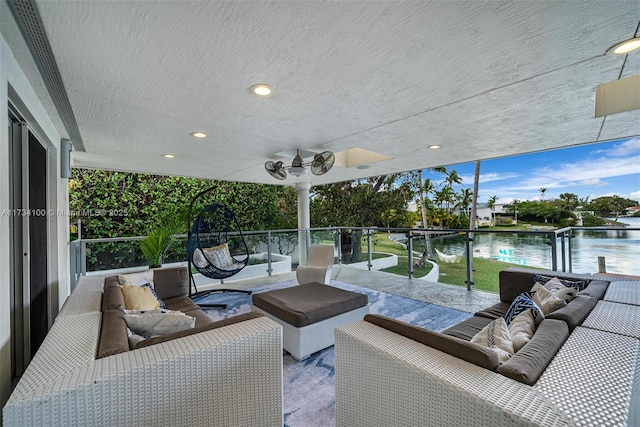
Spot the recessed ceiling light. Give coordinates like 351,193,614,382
428,145,441,149
250,84,274,97
356,164,371,170
162,154,175,159
606,37,640,56
190,131,207,138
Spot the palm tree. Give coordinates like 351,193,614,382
415,168,446,229
456,188,473,218
445,169,462,188
487,195,499,224
540,187,547,200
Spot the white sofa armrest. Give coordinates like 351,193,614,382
335,321,575,427
4,317,283,427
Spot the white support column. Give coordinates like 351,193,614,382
296,182,311,265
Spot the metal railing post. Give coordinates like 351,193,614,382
549,232,558,271
337,229,343,264
80,240,87,276
266,230,273,276
560,231,566,272
567,230,573,273
407,230,414,279
367,228,373,271
465,231,473,290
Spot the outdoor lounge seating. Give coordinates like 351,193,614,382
296,244,335,285
335,267,639,426
3,267,284,427
252,282,369,360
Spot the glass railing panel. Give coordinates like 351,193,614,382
568,227,640,276
84,238,146,273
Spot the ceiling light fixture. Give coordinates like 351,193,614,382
606,37,640,56
190,131,207,138
265,149,335,180
428,145,441,149
162,154,175,158
250,83,273,97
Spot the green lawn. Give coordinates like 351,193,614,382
323,232,547,293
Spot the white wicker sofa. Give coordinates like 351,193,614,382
335,268,640,427
3,271,284,427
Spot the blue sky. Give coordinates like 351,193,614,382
423,136,640,205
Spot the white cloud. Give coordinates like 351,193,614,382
458,172,519,185
629,190,640,201
579,178,608,188
602,137,640,157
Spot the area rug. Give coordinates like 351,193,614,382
198,280,472,427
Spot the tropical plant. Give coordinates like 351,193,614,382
140,212,186,268
487,195,499,224
539,187,547,200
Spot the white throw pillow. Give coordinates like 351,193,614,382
192,248,209,268
471,317,514,364
202,243,234,269
531,283,566,315
124,309,195,338
118,270,155,288
542,277,579,302
508,309,536,352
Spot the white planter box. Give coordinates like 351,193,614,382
348,253,397,270
85,253,292,287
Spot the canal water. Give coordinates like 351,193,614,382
425,217,640,276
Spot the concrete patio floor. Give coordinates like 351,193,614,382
208,264,500,314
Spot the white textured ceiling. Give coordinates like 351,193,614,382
27,1,640,185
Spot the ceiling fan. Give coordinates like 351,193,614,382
265,149,335,180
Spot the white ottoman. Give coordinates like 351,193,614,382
252,282,369,360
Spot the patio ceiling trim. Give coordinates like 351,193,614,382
7,0,85,151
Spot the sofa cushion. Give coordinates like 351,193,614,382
531,283,567,315
365,314,499,371
496,319,569,385
474,302,511,320
184,308,216,327
102,285,125,311
498,270,542,303
97,309,130,359
533,274,587,291
578,280,609,300
164,295,201,313
508,309,536,352
118,270,154,288
504,292,544,325
470,317,514,364
104,275,120,290
441,315,493,341
135,311,265,349
119,285,160,310
124,309,196,337
546,295,597,330
152,267,190,299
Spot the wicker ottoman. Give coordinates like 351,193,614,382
252,282,369,360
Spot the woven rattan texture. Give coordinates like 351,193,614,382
7,313,101,403
56,292,102,318
255,304,368,360
4,314,283,426
72,275,107,293
605,281,640,306
582,301,640,338
536,327,638,427
335,321,574,427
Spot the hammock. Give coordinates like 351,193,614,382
434,248,462,264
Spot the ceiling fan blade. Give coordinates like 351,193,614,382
311,151,335,175
265,160,287,180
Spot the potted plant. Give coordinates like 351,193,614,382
140,212,185,268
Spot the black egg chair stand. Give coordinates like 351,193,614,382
187,186,252,309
